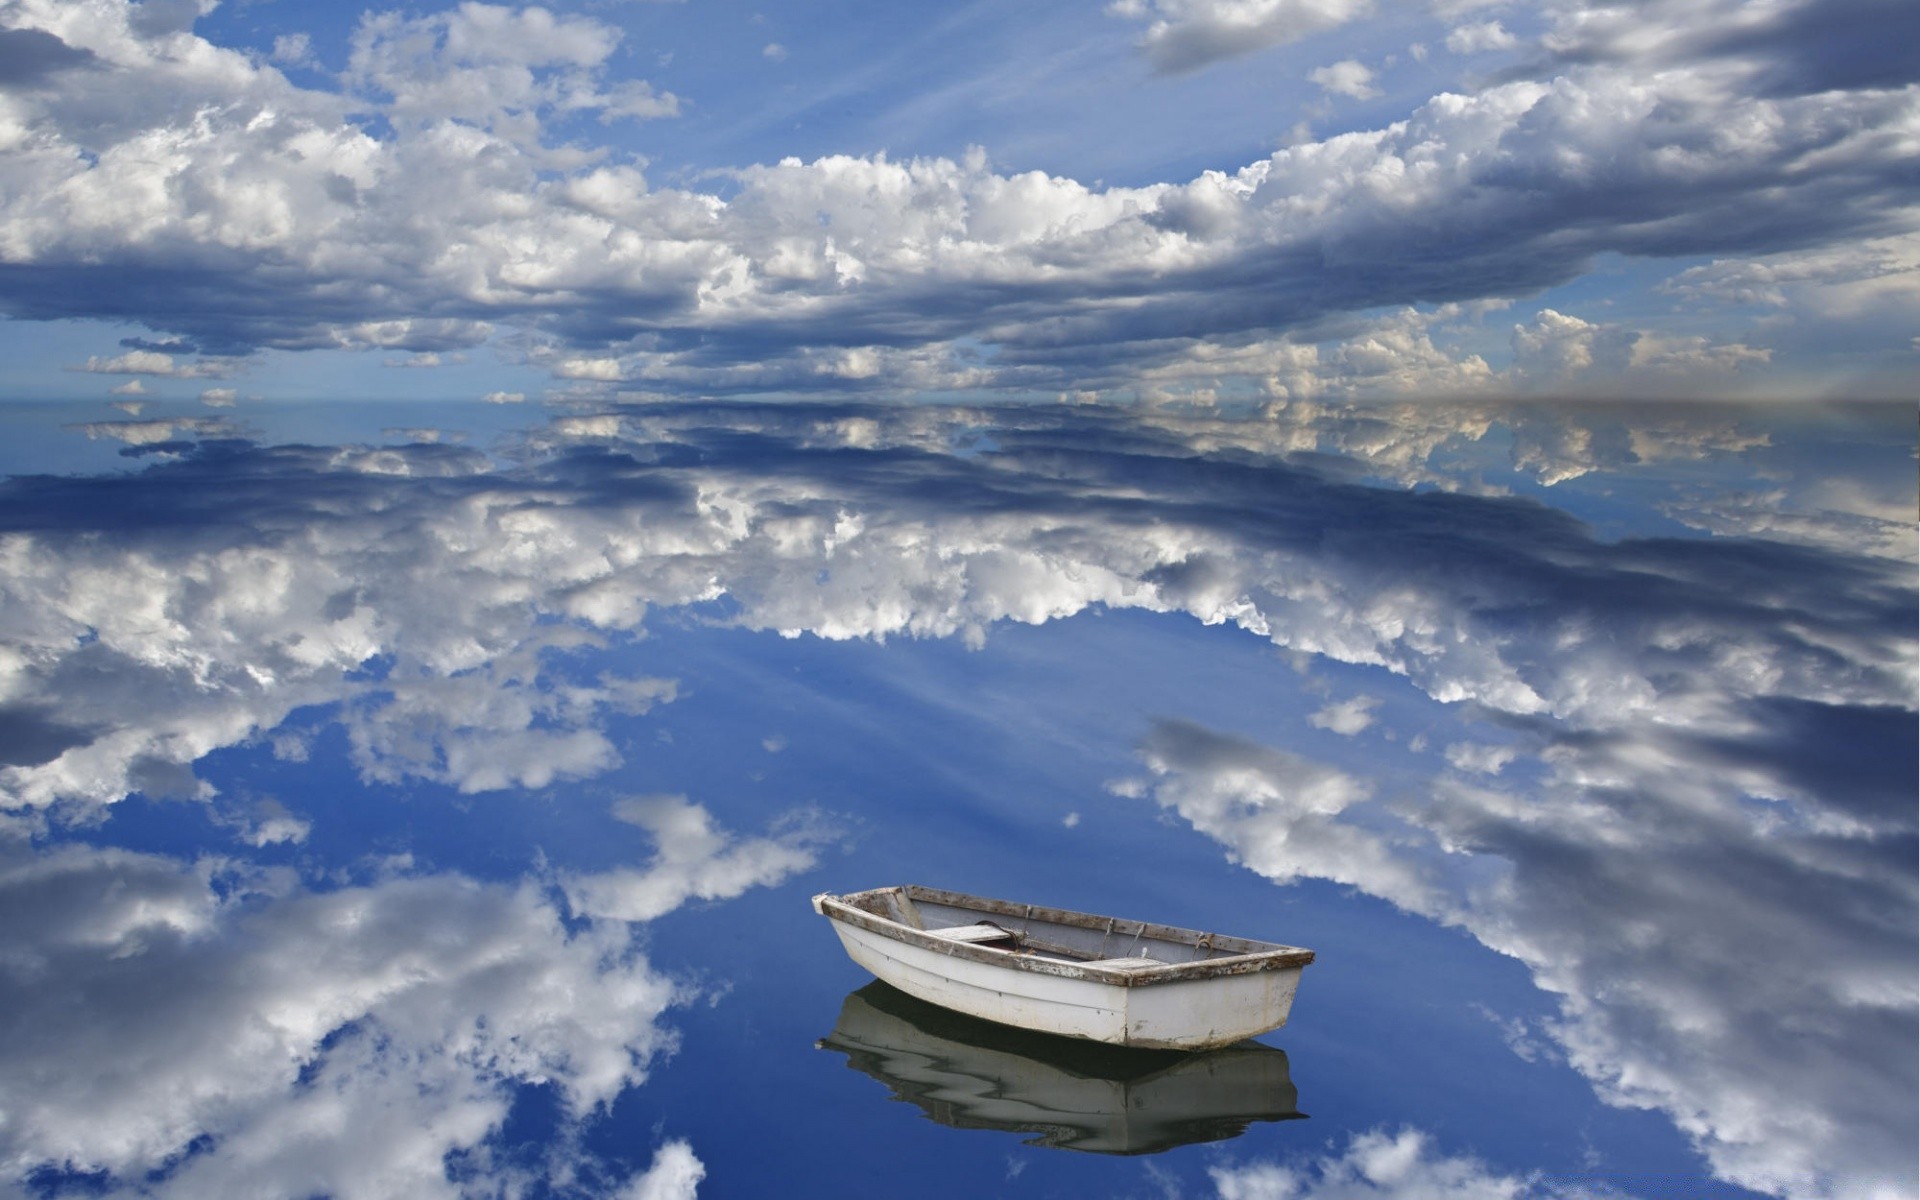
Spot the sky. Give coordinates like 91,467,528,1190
0,0,1916,408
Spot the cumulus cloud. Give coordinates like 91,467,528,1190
1308,694,1380,734
1446,20,1517,54
215,795,312,845
269,31,315,67
1116,719,1435,911
0,838,685,1196
615,1140,707,1200
1507,309,1773,391
0,0,1910,394
563,795,834,923
1308,59,1380,99
342,635,678,794
1119,705,1916,1200
346,3,679,141
1110,0,1376,73
1442,740,1516,775
1212,1127,1604,1199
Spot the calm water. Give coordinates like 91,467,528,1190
0,399,1912,1200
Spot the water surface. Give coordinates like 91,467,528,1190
0,398,1912,1199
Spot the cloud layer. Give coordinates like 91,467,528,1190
1,0,1913,397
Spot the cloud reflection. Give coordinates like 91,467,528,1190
0,399,1910,1198
1211,1128,1609,1200
0,835,687,1197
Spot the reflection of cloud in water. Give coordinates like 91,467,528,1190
1121,715,1915,1200
0,401,1910,1197
819,981,1303,1155
0,836,690,1197
1211,1128,1604,1200
563,794,836,922
3,403,1907,821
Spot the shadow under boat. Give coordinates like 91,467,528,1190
817,981,1306,1155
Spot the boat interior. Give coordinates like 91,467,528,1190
841,885,1296,968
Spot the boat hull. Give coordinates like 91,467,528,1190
817,887,1310,1050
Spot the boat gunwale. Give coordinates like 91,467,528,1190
814,885,1315,988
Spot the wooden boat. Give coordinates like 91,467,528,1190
819,980,1304,1153
812,885,1314,1050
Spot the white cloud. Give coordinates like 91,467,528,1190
762,42,787,61
615,1140,707,1200
1442,741,1516,774
557,357,627,381
270,31,314,67
1111,0,1376,73
1663,235,1920,313
1508,309,1771,391
346,3,679,142
563,795,834,923
0,839,684,1196
1212,1128,1597,1199
482,389,526,403
218,796,313,846
1509,309,1634,380
69,415,238,443
1116,719,1438,910
1308,59,1380,99
1309,695,1381,735
76,350,228,377
1445,21,1517,54
1123,710,1918,1200
342,635,678,794
200,387,238,406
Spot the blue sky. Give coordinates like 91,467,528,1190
1,0,1915,409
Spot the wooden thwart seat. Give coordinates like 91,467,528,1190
926,923,1015,944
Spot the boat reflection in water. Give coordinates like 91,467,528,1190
818,982,1305,1154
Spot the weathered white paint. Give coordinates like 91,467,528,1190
1125,963,1304,1049
830,918,1129,1043
816,886,1313,1050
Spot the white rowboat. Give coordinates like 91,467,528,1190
812,885,1314,1051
